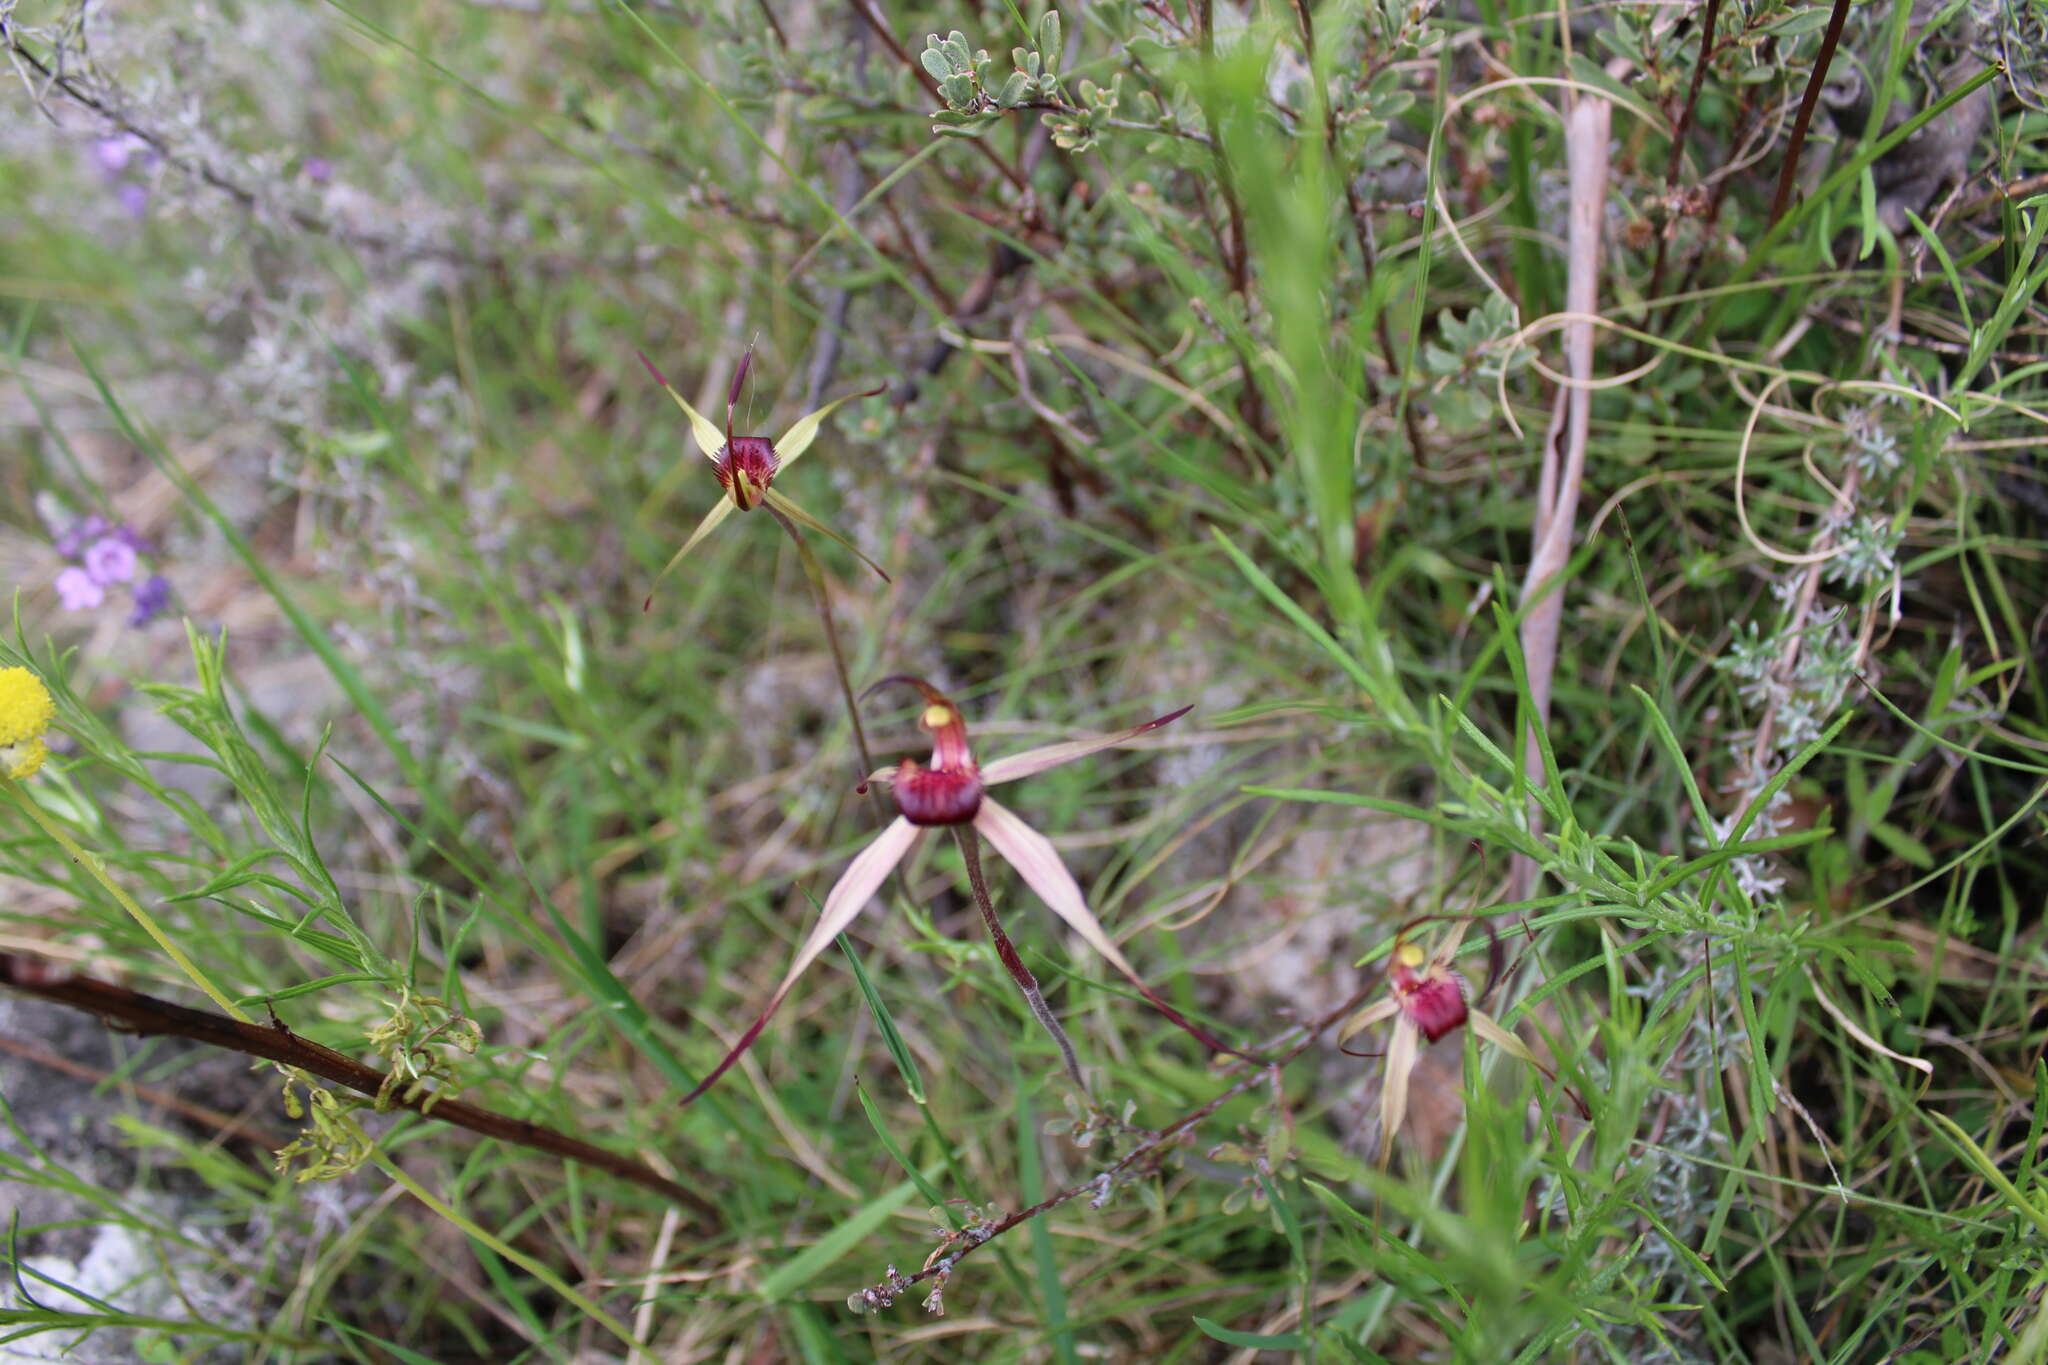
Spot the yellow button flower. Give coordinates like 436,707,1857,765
0,666,56,779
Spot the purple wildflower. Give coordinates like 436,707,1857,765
128,575,172,627
55,516,109,558
55,568,105,611
55,519,167,621
117,184,150,218
93,134,148,175
83,537,139,586
303,156,333,183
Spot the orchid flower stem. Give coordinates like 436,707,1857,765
763,504,875,781
954,825,1089,1096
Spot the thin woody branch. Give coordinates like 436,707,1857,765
0,953,714,1222
2,30,471,267
854,984,1373,1306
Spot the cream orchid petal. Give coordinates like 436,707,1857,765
1432,920,1471,968
1467,1009,1541,1067
643,498,738,610
758,487,890,582
1337,996,1401,1046
1380,1019,1421,1161
973,798,1245,1057
675,394,729,464
972,797,1141,983
676,817,918,1107
979,706,1193,786
772,815,919,1001
775,385,883,468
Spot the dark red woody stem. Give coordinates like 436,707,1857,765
0,955,715,1218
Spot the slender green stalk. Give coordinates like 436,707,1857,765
764,504,875,781
3,778,245,1021
372,1153,654,1355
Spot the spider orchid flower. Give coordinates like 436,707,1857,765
1337,920,1550,1160
637,347,887,608
678,679,1243,1108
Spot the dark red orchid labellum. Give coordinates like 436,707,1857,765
636,345,888,608
1390,951,1471,1042
672,679,1249,1110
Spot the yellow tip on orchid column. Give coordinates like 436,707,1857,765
0,666,56,779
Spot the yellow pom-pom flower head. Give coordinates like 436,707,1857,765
0,666,55,779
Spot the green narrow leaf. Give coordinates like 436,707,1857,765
1210,527,1376,694
1867,818,1935,869
1193,1316,1311,1350
327,1319,459,1365
1923,1110,2048,1239
758,1178,924,1300
1729,940,1774,1118
855,1081,948,1210
1632,686,1717,839
1017,1090,1080,1365
842,936,925,1103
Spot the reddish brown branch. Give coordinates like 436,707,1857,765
1767,0,1854,227
1667,0,1724,188
0,955,713,1221
864,983,1374,1300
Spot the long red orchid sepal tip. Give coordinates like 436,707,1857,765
861,674,951,706
727,346,754,423
1135,704,1194,734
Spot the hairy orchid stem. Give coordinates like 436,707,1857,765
954,826,1089,1094
763,504,875,781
